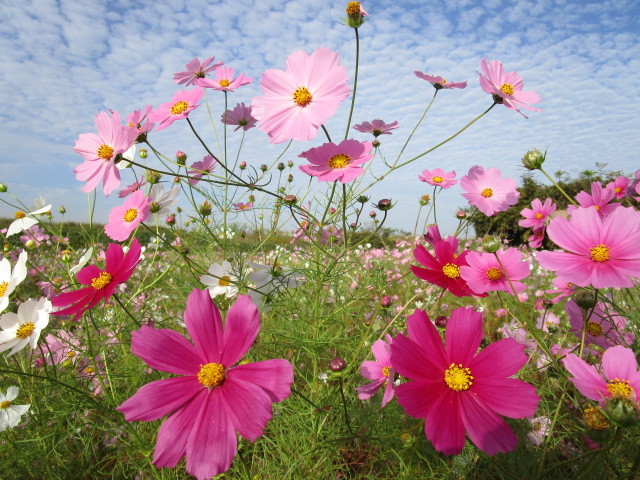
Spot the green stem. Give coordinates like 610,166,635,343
344,27,360,139
539,167,578,206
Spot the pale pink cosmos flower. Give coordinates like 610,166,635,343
221,102,257,131
187,155,217,186
148,184,180,219
196,66,252,92
353,119,398,137
460,166,520,216
251,47,351,144
418,168,457,189
536,206,640,289
565,300,633,350
73,111,138,196
126,105,155,140
356,335,396,407
478,58,541,117
148,88,204,131
234,202,253,211
117,289,293,480
519,198,556,230
568,182,618,219
607,176,630,200
173,57,223,86
104,190,151,242
299,139,373,184
460,248,531,295
563,345,640,407
118,178,146,198
414,71,467,90
391,307,539,455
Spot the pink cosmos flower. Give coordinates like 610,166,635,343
563,345,640,406
148,88,204,131
222,102,257,131
478,58,541,117
105,190,151,242
460,248,531,295
251,47,351,144
391,307,539,455
460,166,520,216
173,57,223,86
196,66,252,92
565,300,633,349
414,71,467,90
187,155,217,186
234,202,253,211
607,176,630,200
545,276,577,304
299,139,373,183
51,240,141,320
118,178,146,198
73,111,138,196
536,206,640,289
126,106,155,140
117,289,294,480
353,119,399,137
357,335,396,407
519,198,556,230
418,168,458,189
568,182,618,219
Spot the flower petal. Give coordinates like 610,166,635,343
226,359,293,403
183,288,223,363
221,295,260,366
220,378,273,441
445,307,483,365
460,393,518,455
472,377,539,419
131,325,202,375
470,338,528,379
563,354,608,401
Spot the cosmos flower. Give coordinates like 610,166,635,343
0,251,28,312
196,66,252,92
414,71,467,90
148,88,204,131
418,168,458,189
173,57,223,86
606,176,630,200
187,155,217,186
0,297,51,356
519,198,556,230
0,386,30,432
353,119,399,137
478,58,541,117
565,300,633,349
148,184,180,219
460,166,520,216
298,139,373,183
356,335,396,407
117,289,294,480
221,102,257,131
251,47,351,143
568,182,618,219
126,105,155,140
104,189,151,242
6,204,52,237
200,262,238,299
460,248,531,295
118,178,147,198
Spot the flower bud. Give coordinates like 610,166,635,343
0,183,7,193
369,211,377,218
380,295,391,308
541,299,554,309
58,206,66,214
350,222,357,229
165,214,176,226
372,139,380,148
3,244,9,252
330,357,346,372
345,1,366,28
175,150,187,166
248,194,256,203
25,239,36,249
260,164,268,172
329,207,336,214
287,160,294,168
357,195,369,204
455,210,467,219
239,161,247,170
605,398,638,427
139,148,148,159
61,250,73,263
574,290,597,310
418,194,430,206
277,162,285,171
149,202,161,214
287,174,294,183
198,201,212,217
434,315,448,328
521,149,546,170
145,170,161,184
482,235,502,253
284,195,297,205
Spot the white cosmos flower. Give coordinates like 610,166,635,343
0,297,51,356
0,386,30,432
69,247,93,275
6,204,52,237
200,261,238,298
116,144,136,169
0,251,28,313
248,262,302,310
148,184,180,218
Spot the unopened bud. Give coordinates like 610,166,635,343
58,206,66,214
239,161,247,170
350,222,357,229
248,194,256,203
330,357,346,372
419,194,430,206
260,164,268,172
198,201,212,216
287,174,294,183
145,170,161,184
541,299,554,309
369,211,377,218
329,207,336,214
139,148,148,159
25,239,36,249
0,183,6,193
434,315,448,328
455,210,467,219
574,290,597,310
277,162,285,171
372,139,380,148
165,214,176,226
482,235,502,253
377,198,392,211
284,195,297,205
605,398,638,427
357,195,369,204
380,295,391,308
149,202,161,214
522,149,546,170
175,151,187,166
61,250,73,263
287,160,294,168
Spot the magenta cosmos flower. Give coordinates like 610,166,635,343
251,47,351,144
173,57,223,86
51,239,141,320
460,166,520,216
299,139,373,183
196,65,252,92
187,155,217,186
356,335,396,407
519,198,556,230
418,168,458,189
536,206,640,289
414,71,467,90
568,182,618,219
148,88,204,131
564,345,640,406
222,102,257,131
105,189,151,242
478,58,541,117
73,111,138,196
565,299,632,350
117,289,294,480
460,248,530,295
607,176,630,200
391,307,539,455
353,119,398,137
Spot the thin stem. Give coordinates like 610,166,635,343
539,167,578,206
393,89,438,166
338,376,354,435
344,27,360,139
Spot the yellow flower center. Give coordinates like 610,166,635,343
382,366,391,378
534,213,543,219
171,101,189,115
16,322,36,339
219,79,230,87
584,406,609,430
91,272,113,290
14,211,26,219
444,363,473,391
442,263,461,279
440,79,447,84
615,186,622,193
585,321,603,337
0,282,8,298
123,208,138,223
481,188,493,198
85,367,94,374
589,244,610,262
0,400,10,409
500,83,514,95
67,351,76,358
97,144,114,160
197,362,226,388
292,87,313,107
328,154,350,169
432,176,443,183
218,275,231,287
607,379,633,399
486,267,502,281
346,1,361,14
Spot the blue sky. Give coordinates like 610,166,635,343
1,0,639,235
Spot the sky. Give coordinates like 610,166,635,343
1,0,639,236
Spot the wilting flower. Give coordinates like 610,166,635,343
6,204,52,237
0,251,27,312
222,102,257,131
460,248,531,295
117,289,294,480
252,47,350,143
0,297,51,356
187,155,217,186
478,58,541,117
0,386,30,432
299,139,373,183
174,57,223,86
105,189,151,242
149,88,204,131
536,206,640,289
196,66,252,92
391,307,539,455
460,166,520,216
356,335,396,407
353,119,398,137
519,198,556,230
200,262,238,299
568,182,618,219
418,168,458,189
414,71,467,90
51,239,141,320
